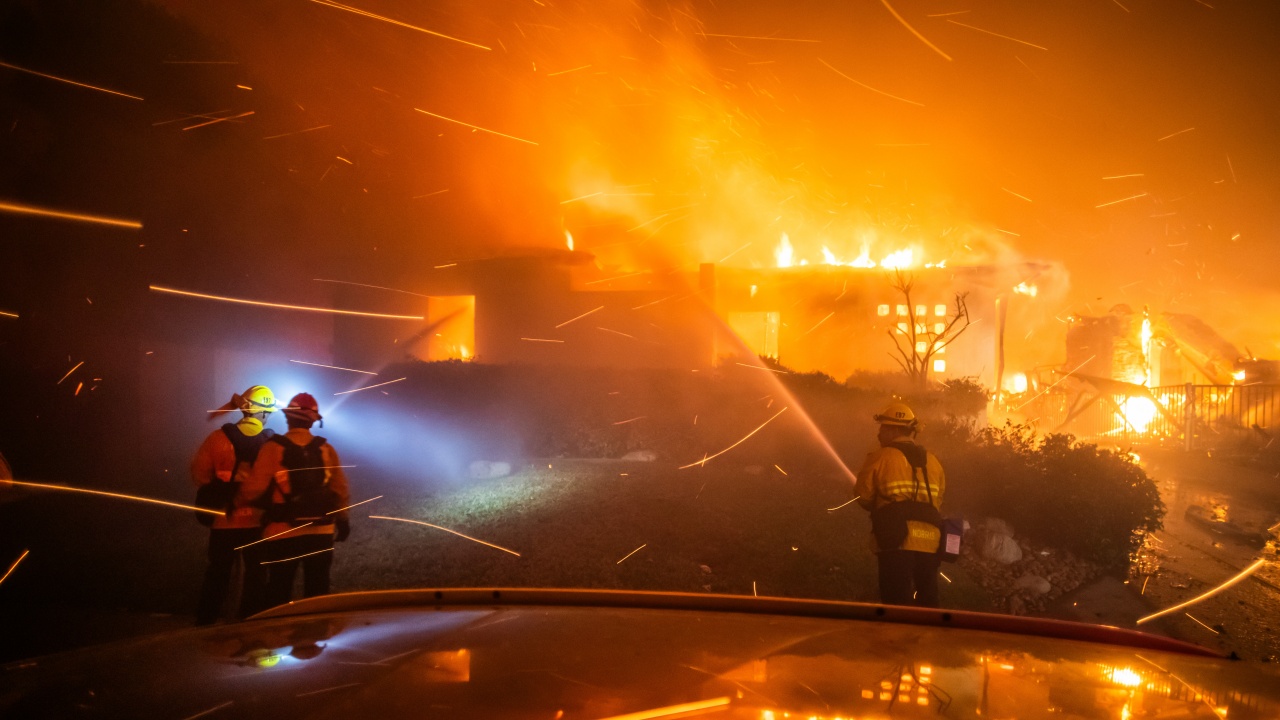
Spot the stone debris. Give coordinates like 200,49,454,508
959,518,1101,615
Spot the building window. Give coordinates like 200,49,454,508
896,304,908,317
425,295,476,361
896,322,908,334
933,359,946,373
934,323,945,334
915,305,927,317
934,304,947,316
915,341,927,353
916,323,927,335
877,304,890,317
934,343,945,354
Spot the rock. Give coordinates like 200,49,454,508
1008,595,1026,615
621,450,657,462
1015,573,1052,596
982,533,1023,564
981,518,1016,537
468,460,512,480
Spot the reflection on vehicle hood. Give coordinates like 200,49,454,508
3,589,1278,719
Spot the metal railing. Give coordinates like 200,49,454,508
1032,383,1280,449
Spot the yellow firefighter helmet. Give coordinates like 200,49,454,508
873,401,918,427
238,385,278,415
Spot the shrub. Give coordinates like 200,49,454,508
939,423,1164,571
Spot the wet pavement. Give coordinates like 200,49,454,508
1134,448,1280,661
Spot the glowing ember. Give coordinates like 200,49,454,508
0,199,142,229
1117,396,1158,433
149,285,424,320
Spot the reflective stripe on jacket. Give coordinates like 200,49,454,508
856,442,946,553
238,428,350,540
190,426,264,530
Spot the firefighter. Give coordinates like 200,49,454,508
238,393,350,613
190,384,279,625
856,401,947,607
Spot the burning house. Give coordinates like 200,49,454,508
332,245,1058,392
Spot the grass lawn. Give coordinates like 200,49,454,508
334,459,989,609
0,459,991,661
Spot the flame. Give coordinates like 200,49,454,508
880,247,914,269
1117,396,1157,433
774,233,794,268
1013,281,1038,297
565,230,574,252
778,236,933,269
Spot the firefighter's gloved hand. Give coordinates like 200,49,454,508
334,518,351,543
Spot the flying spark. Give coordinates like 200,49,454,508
412,189,450,199
546,64,593,76
612,416,646,425
327,495,383,515
827,496,861,511
295,683,363,698
1184,613,1220,634
718,242,752,263
2,479,223,516
596,697,731,720
149,285,424,320
698,32,819,43
309,0,490,50
774,465,788,476
370,515,521,556
616,543,647,564
734,362,789,374
312,278,430,298
1137,558,1268,624
333,377,407,395
560,191,603,204
679,407,789,470
802,312,835,337
521,337,565,343
179,700,235,720
290,359,378,375
182,110,255,131
263,124,332,140
0,310,17,319
57,361,84,385
0,199,142,229
819,59,924,107
879,0,952,61
414,108,537,145
0,549,30,587
1096,193,1148,208
1157,127,1195,142
555,306,604,328
260,547,334,565
946,19,1048,50
234,523,314,550
596,327,636,339
584,272,646,286
1103,173,1144,179
1002,188,1033,202
0,60,143,100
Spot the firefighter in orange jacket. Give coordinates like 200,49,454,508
237,393,350,614
191,385,278,625
857,401,947,607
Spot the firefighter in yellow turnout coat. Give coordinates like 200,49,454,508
857,402,947,607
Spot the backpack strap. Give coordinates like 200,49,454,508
888,441,934,505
